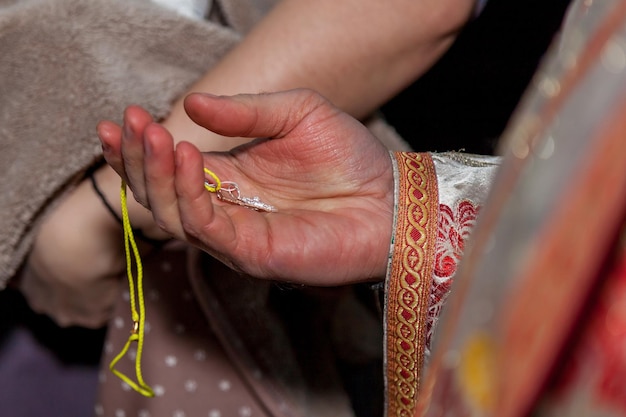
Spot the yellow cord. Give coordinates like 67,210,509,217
110,169,222,397
204,168,221,193
109,180,154,398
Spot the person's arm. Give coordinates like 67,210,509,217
163,0,477,150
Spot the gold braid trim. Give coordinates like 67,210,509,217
385,152,439,417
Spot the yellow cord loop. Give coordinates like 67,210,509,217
203,168,221,193
110,169,223,397
109,180,154,398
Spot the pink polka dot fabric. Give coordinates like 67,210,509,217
96,240,374,417
95,243,271,417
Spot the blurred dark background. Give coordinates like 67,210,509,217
382,0,572,155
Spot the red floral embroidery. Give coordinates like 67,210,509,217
426,200,480,351
434,200,479,279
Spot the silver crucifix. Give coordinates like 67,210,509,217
209,181,277,213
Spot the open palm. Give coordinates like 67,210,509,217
99,90,394,285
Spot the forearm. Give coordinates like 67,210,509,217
165,0,476,150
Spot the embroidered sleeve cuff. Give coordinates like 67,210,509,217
384,152,439,417
383,151,499,417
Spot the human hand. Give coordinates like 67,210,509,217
98,89,395,285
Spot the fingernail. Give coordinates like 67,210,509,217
97,124,111,153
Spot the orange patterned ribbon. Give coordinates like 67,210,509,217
385,152,439,417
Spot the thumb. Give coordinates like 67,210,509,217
183,89,333,140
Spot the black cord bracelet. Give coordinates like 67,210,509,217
89,172,124,226
89,172,166,248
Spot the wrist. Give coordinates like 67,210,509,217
91,164,170,243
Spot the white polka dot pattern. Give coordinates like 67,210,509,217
94,247,271,417
164,355,178,367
